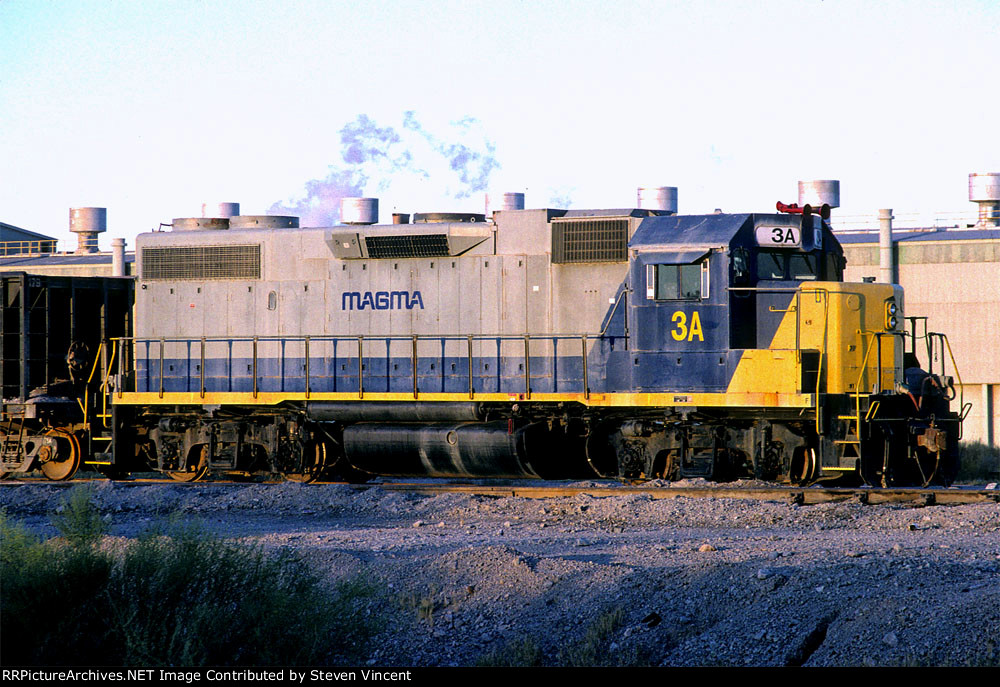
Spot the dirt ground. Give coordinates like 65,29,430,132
2,479,998,667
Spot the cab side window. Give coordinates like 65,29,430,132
649,263,702,300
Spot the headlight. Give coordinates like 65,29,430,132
885,301,898,330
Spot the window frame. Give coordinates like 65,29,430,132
645,260,709,301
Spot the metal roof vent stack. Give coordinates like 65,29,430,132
502,192,525,211
341,198,379,225
111,238,126,276
202,202,240,218
878,209,895,284
969,173,1000,228
412,212,486,223
69,207,106,254
228,216,299,229
637,187,678,214
392,213,410,225
797,180,840,214
172,218,231,231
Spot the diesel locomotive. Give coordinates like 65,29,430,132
1,198,965,486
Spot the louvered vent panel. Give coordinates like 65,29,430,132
365,234,450,258
551,220,628,263
141,245,261,280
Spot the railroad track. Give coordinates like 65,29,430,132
1,476,997,505
365,482,1000,505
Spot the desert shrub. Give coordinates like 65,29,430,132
1,507,115,665
477,607,649,667
956,441,1000,483
50,484,109,545
0,492,378,666
476,638,542,667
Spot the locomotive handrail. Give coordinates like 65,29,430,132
200,338,206,399
114,332,610,398
598,289,628,338
852,330,907,416
929,332,965,429
117,333,606,343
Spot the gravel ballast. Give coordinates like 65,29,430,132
2,480,998,667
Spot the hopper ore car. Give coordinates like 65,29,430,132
1,273,133,479
97,200,965,487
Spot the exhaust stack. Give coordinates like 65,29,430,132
969,173,1000,228
69,207,106,254
637,186,678,214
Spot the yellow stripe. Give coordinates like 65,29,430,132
115,390,815,409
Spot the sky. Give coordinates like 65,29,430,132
1,0,998,247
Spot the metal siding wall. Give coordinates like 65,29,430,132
176,283,205,338
501,256,526,335
459,258,479,336
347,261,372,336
550,263,628,335
390,260,416,334
526,255,550,334
438,259,460,335
479,257,500,334
226,282,255,338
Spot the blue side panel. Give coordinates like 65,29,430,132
603,349,632,392
632,351,730,392
621,249,737,393
755,285,796,349
136,353,594,395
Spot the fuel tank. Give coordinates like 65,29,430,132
340,421,591,479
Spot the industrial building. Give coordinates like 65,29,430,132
838,225,999,447
0,222,58,256
0,208,132,277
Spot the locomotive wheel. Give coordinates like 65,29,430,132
789,447,819,486
39,429,82,481
583,423,618,478
166,445,209,482
167,465,208,482
285,441,328,484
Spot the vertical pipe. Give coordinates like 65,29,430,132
982,384,993,448
467,335,474,399
111,238,126,277
524,336,531,398
199,338,205,398
412,336,418,399
158,339,164,399
875,334,883,393
44,285,50,389
878,209,894,284
252,337,258,399
304,337,310,399
117,337,124,399
358,337,364,399
19,279,27,400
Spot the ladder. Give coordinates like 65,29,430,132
1,405,27,469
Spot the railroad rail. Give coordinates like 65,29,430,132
1,477,997,506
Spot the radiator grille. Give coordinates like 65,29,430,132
141,245,261,280
551,219,628,263
365,234,450,258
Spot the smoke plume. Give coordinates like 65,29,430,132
270,112,499,225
